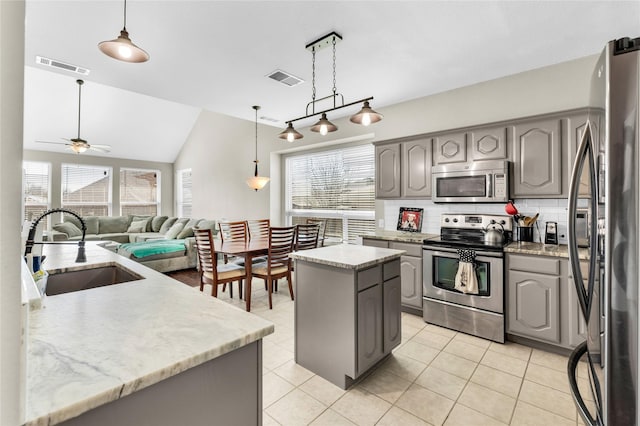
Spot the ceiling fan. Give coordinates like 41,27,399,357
36,79,112,154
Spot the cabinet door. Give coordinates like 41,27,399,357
375,144,401,198
357,284,383,375
399,255,423,309
362,238,389,248
512,118,562,197
469,126,511,161
508,270,560,343
567,276,588,347
567,113,597,198
401,138,432,197
383,277,402,353
433,132,467,165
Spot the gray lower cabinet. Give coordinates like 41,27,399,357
565,260,590,348
389,241,423,312
507,254,563,344
362,238,389,249
512,117,563,197
295,257,401,389
375,143,401,198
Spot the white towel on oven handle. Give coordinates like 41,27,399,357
454,249,479,295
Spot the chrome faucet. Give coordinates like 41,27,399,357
24,208,87,263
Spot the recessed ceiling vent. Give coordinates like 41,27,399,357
267,69,303,87
36,56,90,76
260,115,279,123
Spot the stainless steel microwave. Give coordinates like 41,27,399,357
432,160,510,203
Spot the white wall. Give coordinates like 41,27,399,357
0,1,24,424
23,150,174,216
176,54,598,226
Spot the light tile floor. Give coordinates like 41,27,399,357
196,280,589,426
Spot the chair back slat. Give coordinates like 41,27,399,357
248,219,270,240
306,218,327,246
268,226,296,268
295,223,320,251
194,228,217,274
218,221,248,243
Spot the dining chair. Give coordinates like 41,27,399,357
306,218,327,247
247,219,270,240
295,223,320,251
251,226,296,309
194,228,246,299
218,220,249,264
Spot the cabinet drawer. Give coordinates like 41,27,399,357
509,255,560,275
362,238,389,248
389,242,422,257
358,265,381,291
383,259,400,281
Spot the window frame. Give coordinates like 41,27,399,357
60,163,113,217
119,167,161,216
176,168,192,217
22,161,52,227
283,141,376,244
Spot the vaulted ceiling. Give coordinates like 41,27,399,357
22,1,640,162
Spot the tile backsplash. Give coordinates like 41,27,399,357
382,198,584,245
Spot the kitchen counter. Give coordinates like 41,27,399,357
360,229,439,244
290,243,405,270
504,241,590,260
24,243,273,425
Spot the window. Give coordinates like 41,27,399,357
176,169,192,217
61,164,112,216
285,144,375,244
120,168,160,216
23,161,51,227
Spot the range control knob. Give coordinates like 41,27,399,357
500,220,506,225
444,218,450,223
453,218,458,223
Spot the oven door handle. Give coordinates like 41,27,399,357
423,247,502,260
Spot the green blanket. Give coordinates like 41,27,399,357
118,239,187,259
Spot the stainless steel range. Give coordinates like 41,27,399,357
422,213,513,343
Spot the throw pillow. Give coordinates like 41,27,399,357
131,215,152,232
151,215,168,232
164,222,185,240
53,222,82,238
159,217,178,234
177,226,195,239
84,216,99,234
127,220,148,233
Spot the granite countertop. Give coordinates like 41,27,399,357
24,243,274,426
504,241,590,260
361,229,440,244
290,244,405,270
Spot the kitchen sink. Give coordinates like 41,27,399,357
45,264,144,296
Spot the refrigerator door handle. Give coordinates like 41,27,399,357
568,341,603,426
568,123,597,319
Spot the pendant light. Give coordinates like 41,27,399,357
246,106,270,191
278,31,383,141
98,0,149,63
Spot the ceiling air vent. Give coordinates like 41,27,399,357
260,116,279,123
267,69,303,87
36,56,90,76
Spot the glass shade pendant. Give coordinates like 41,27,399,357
246,106,270,191
349,101,383,126
98,0,149,63
278,122,304,142
310,113,338,135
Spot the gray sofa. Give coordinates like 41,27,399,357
51,215,217,273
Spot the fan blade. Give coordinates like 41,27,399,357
89,144,111,153
35,140,70,146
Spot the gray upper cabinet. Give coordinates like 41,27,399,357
469,126,512,161
512,118,563,197
433,132,467,165
401,138,432,197
567,112,597,198
375,144,401,198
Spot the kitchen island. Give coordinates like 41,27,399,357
23,243,273,426
290,244,404,389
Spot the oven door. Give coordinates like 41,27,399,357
423,245,504,313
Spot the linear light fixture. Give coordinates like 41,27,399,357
278,31,383,142
98,0,149,63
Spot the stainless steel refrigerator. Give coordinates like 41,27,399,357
568,36,640,425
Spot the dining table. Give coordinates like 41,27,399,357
214,238,269,312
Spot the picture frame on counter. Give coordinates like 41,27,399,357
397,207,423,232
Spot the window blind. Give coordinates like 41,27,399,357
61,164,112,216
176,169,192,217
23,161,51,227
286,144,375,244
120,168,160,216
